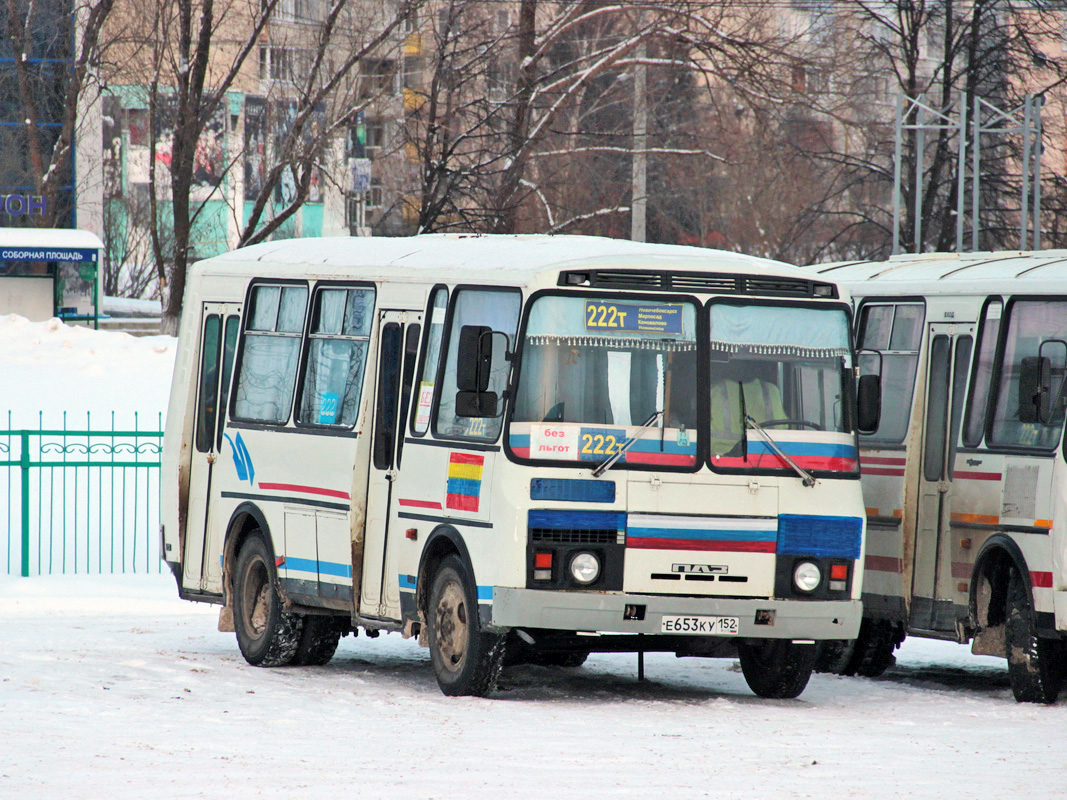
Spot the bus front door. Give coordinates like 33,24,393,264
183,302,241,595
910,324,973,632
360,311,421,620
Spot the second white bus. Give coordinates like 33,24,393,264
813,250,1067,703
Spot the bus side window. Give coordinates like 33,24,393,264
373,323,403,470
233,284,308,424
297,286,375,428
215,315,240,450
433,287,521,441
962,298,1002,448
857,302,924,443
396,324,420,467
195,314,221,453
411,287,447,436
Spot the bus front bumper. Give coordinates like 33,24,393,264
492,588,862,640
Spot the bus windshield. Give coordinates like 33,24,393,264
708,303,857,474
510,294,699,469
509,295,857,475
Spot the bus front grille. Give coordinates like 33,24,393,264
530,528,623,545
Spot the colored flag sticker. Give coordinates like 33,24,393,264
446,452,484,512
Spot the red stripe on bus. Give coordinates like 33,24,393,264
1031,571,1054,588
627,537,776,553
861,456,908,466
449,452,485,466
953,471,1002,482
714,456,858,471
865,554,903,573
625,452,698,467
398,498,443,509
257,482,350,500
861,467,906,477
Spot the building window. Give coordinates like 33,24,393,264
367,177,383,209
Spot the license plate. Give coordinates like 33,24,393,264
660,615,739,635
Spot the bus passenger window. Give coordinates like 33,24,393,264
857,302,924,444
233,284,308,424
990,299,1067,450
297,287,375,428
963,299,1001,448
412,288,447,435
195,314,221,453
434,288,521,441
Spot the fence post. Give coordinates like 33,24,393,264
20,430,30,577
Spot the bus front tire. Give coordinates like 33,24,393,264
737,639,816,699
1006,569,1063,704
427,555,505,697
233,532,303,667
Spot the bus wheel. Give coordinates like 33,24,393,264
427,555,505,697
1006,569,1063,704
233,532,303,667
737,639,816,699
291,616,343,666
850,619,900,677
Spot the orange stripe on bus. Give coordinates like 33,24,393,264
1035,519,1053,530
950,513,999,526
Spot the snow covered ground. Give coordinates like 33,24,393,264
2,574,1065,799
2,315,1067,798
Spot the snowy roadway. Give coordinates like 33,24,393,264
2,315,1067,797
2,574,1066,799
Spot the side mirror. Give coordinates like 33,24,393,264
857,373,881,434
456,390,499,417
1019,356,1051,424
457,325,492,392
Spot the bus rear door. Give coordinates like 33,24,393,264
911,323,972,632
184,302,241,595
360,311,421,619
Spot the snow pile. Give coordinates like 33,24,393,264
0,314,175,426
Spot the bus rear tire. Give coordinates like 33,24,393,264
1006,569,1063,704
292,615,343,666
427,555,505,697
737,639,816,699
233,532,303,667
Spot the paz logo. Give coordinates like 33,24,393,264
223,432,255,485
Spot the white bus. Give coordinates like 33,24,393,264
162,234,873,699
811,251,1067,703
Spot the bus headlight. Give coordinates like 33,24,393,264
569,552,601,585
793,561,821,593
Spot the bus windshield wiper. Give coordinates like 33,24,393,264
744,416,818,488
592,409,663,478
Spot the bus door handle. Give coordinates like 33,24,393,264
386,469,398,482
206,453,217,464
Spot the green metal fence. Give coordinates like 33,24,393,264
1,412,164,576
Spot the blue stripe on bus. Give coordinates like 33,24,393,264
627,526,777,542
398,574,492,602
747,441,857,458
283,557,353,579
528,509,627,530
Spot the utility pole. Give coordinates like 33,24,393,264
631,38,647,242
